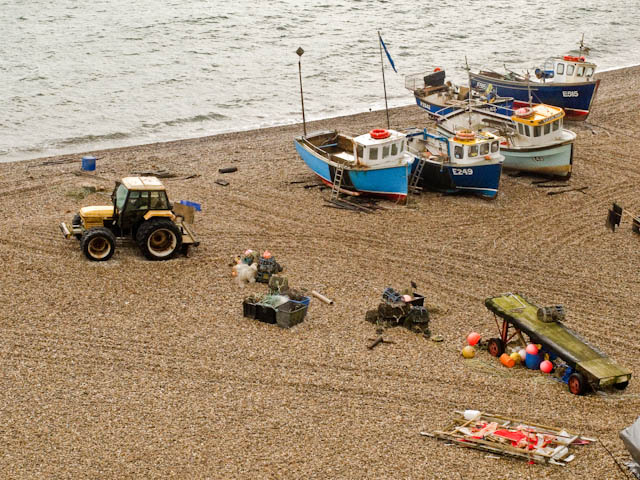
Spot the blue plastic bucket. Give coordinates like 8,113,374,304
81,156,96,171
525,352,541,370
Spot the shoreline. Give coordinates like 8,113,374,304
3,63,640,166
0,61,639,478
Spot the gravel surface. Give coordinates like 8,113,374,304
1,66,639,479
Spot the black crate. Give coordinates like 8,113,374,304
276,301,308,329
255,303,277,324
406,293,425,307
242,299,257,319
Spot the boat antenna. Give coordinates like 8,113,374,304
296,47,307,137
378,31,391,129
578,33,590,56
526,70,532,107
465,56,472,128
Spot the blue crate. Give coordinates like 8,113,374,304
290,296,311,307
178,200,202,211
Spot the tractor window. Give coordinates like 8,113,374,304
115,184,128,211
127,191,149,210
150,191,169,210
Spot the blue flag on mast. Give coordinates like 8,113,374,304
379,33,397,73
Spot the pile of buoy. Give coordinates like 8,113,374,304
514,107,533,118
461,332,556,375
369,128,390,140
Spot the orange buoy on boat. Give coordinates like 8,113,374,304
370,128,390,140
454,129,475,141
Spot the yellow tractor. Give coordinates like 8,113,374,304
60,176,199,261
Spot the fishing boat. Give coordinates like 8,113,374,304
405,69,514,119
469,41,599,121
405,127,504,198
293,128,415,201
437,103,576,178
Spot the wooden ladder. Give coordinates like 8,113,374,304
330,164,345,202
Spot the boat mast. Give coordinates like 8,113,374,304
378,31,391,129
296,47,307,137
465,56,472,128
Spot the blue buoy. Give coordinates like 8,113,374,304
81,156,96,171
525,352,541,370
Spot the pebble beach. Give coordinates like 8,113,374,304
1,65,639,478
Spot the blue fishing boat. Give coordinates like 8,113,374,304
405,127,504,198
437,104,576,178
405,69,514,119
469,42,599,120
293,129,414,201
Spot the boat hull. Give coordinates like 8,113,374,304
501,142,574,178
293,138,410,201
469,72,600,121
420,158,503,199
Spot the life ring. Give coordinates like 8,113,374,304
515,107,533,117
370,128,390,139
454,129,476,141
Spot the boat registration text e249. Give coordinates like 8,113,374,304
452,168,473,176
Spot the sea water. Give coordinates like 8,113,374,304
1,0,639,162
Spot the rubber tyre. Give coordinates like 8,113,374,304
487,338,505,357
136,218,182,261
568,372,587,395
81,227,116,261
614,381,629,391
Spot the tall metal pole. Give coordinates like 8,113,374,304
296,47,307,137
378,32,390,129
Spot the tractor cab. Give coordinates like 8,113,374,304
110,176,172,236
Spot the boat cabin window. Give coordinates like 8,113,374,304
469,145,478,157
534,125,541,137
382,145,390,158
544,123,551,135
566,64,575,75
586,66,594,76
557,63,565,75
369,147,379,161
480,142,489,155
357,145,364,160
523,124,530,137
552,120,559,131
454,145,463,159
491,141,499,152
577,65,585,77
391,143,398,156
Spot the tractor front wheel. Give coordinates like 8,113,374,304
81,228,116,261
136,218,182,261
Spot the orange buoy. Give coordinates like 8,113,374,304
454,129,476,141
525,343,539,355
262,250,272,259
500,353,515,368
540,360,553,373
434,67,441,72
370,128,390,140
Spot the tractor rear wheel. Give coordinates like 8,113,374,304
81,227,116,261
136,218,182,261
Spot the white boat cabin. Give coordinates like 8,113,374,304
510,104,566,142
352,129,409,167
538,55,596,83
448,131,501,165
